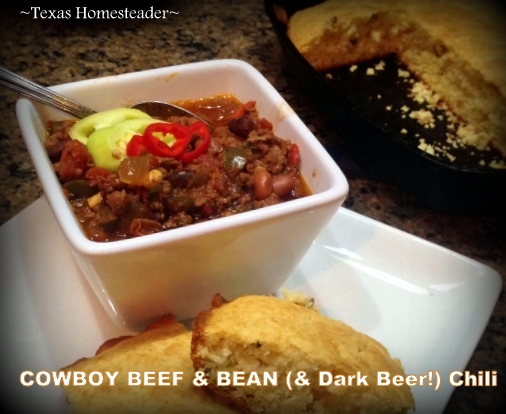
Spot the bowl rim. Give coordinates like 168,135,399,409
16,59,349,256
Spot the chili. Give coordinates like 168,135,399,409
180,121,211,163
46,96,310,243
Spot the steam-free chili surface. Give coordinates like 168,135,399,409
46,95,310,242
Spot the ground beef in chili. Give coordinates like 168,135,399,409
45,95,310,242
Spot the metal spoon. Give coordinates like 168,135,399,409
0,65,212,126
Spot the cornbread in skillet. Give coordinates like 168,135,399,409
60,316,238,414
287,0,506,157
191,294,415,414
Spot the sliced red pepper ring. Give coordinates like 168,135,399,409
125,121,210,163
180,121,211,163
126,122,192,158
126,134,147,157
143,123,191,158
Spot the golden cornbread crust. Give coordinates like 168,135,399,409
60,315,238,414
287,0,506,157
191,294,415,414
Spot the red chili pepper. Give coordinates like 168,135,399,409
229,100,256,120
289,143,300,166
126,134,146,157
179,121,211,163
125,121,210,162
142,123,191,158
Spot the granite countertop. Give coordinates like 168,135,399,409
0,1,504,412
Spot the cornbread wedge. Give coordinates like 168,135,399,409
191,294,415,414
60,316,238,414
287,0,506,157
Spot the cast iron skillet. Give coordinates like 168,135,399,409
265,0,505,214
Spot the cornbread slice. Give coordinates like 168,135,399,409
287,0,506,156
60,316,238,414
191,294,415,414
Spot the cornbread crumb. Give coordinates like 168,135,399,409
409,81,440,107
490,159,506,169
280,287,315,308
418,139,435,155
398,69,410,78
409,109,435,128
375,60,386,70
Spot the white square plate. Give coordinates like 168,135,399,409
0,196,501,414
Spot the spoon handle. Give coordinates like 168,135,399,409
0,66,96,118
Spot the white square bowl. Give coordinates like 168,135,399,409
15,59,348,331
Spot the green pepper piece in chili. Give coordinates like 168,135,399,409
180,121,211,163
224,146,250,170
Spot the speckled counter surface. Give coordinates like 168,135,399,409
0,1,505,412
